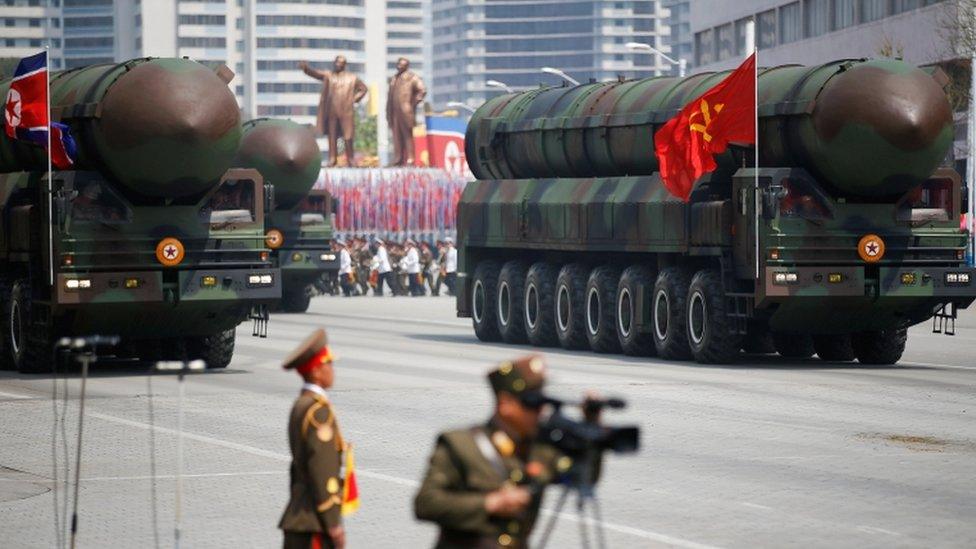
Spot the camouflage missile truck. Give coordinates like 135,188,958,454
235,118,338,313
0,58,280,373
457,58,976,365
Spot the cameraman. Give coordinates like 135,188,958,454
414,355,598,548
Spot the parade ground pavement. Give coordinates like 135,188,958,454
1,296,975,548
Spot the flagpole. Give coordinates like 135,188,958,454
45,45,54,287
745,20,759,280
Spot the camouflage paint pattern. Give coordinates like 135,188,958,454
0,58,241,198
466,59,952,199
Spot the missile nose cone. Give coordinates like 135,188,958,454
236,119,322,209
813,62,953,151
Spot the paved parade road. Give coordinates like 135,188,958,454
1,296,975,548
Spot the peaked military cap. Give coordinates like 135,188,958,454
488,354,547,398
282,328,328,370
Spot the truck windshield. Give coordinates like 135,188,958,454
293,212,326,226
896,178,952,223
71,181,131,223
778,178,833,221
199,179,255,226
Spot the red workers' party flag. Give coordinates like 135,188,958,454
654,53,756,201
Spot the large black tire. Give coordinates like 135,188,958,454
585,266,621,353
741,322,776,354
616,266,657,357
651,267,691,360
686,269,741,364
524,262,559,347
851,329,908,365
9,279,54,374
555,263,589,350
187,329,236,369
281,285,312,313
496,261,528,343
0,274,12,371
772,333,816,359
813,335,856,362
471,261,502,342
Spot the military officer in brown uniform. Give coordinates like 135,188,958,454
414,355,595,548
386,57,427,166
279,329,347,549
300,56,368,167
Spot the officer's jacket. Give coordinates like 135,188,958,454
279,393,344,533
414,422,562,549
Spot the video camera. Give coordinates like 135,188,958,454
532,395,640,459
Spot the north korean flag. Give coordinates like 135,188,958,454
3,51,76,169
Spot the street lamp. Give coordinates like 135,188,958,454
447,101,476,114
540,67,580,86
486,79,514,93
626,41,687,77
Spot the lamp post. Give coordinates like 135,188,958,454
626,41,687,77
446,101,476,114
540,67,580,86
486,79,514,93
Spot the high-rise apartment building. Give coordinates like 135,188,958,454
0,0,62,72
431,0,672,110
662,0,691,75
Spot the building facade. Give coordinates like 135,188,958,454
663,0,691,75
431,0,673,110
691,0,953,72
0,0,62,73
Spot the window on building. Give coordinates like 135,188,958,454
695,29,714,66
779,2,801,44
716,23,733,61
734,17,750,55
859,0,886,22
891,0,920,14
833,0,856,29
805,0,830,37
757,9,776,49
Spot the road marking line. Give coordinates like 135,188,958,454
856,525,902,536
87,410,717,547
739,502,773,510
0,389,31,399
80,471,284,482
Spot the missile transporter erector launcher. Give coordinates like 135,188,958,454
235,118,338,313
0,58,280,373
457,58,975,365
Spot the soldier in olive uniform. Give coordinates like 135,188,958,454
279,329,347,549
414,355,595,548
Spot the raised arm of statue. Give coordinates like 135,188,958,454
353,78,368,104
299,61,329,81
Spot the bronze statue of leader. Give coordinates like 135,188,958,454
386,57,427,167
300,56,368,167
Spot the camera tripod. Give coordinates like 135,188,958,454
535,451,608,549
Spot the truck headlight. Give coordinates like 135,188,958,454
320,253,336,261
247,273,274,287
65,278,92,290
773,272,798,285
945,272,971,285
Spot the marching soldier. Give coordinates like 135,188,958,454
280,329,347,549
414,355,598,548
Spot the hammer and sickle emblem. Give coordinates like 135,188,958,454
689,99,724,142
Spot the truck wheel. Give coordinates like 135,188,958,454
472,261,502,342
497,261,528,343
0,275,12,370
813,335,856,362
617,266,656,357
281,285,312,313
9,279,54,374
555,263,589,350
524,263,558,347
851,329,908,365
187,329,236,369
585,266,621,353
651,267,691,360
772,333,815,359
686,269,741,364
